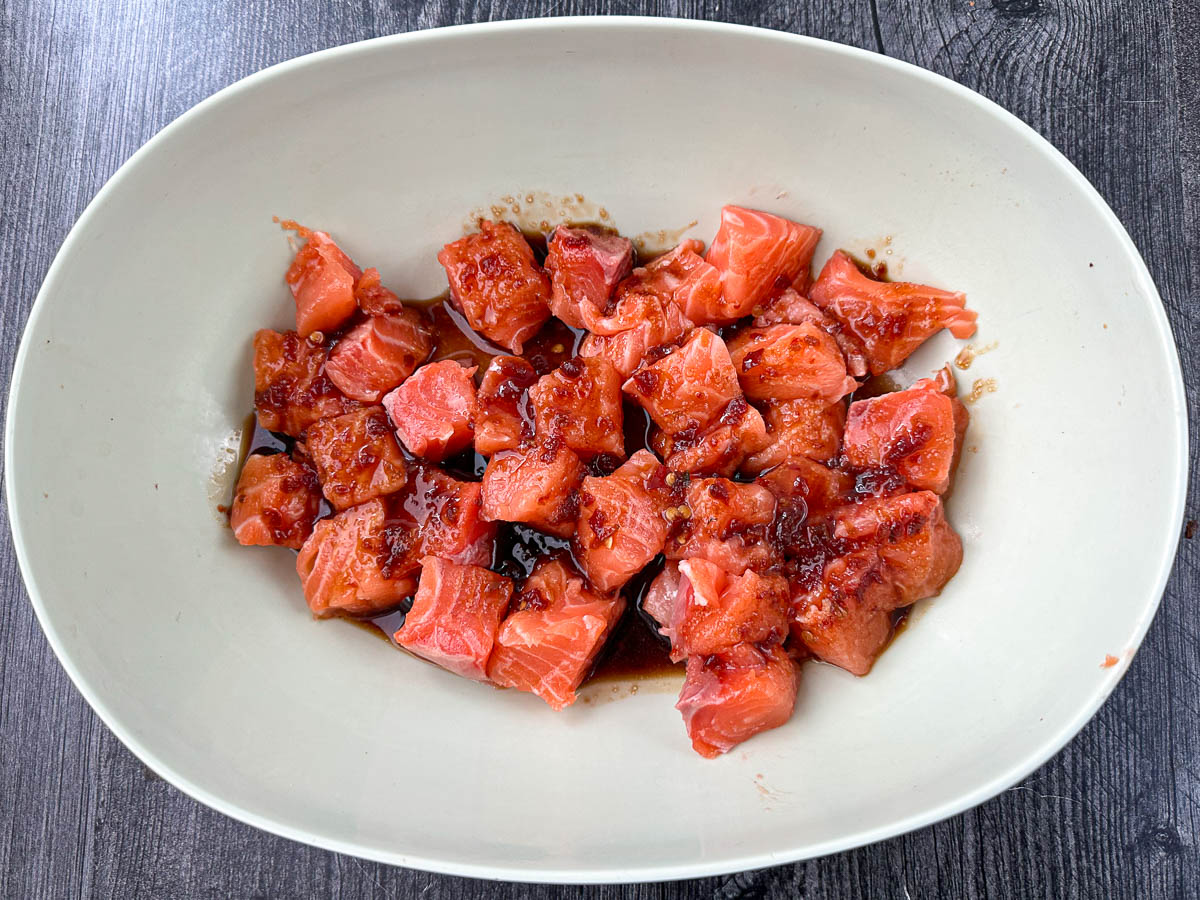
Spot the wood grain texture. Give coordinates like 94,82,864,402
0,1,1196,897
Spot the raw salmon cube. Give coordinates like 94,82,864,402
305,406,408,511
832,491,963,605
253,329,360,437
809,250,977,375
544,226,634,330
575,450,680,592
230,452,321,550
666,477,779,575
578,292,692,378
475,355,539,455
789,548,901,676
641,561,682,640
328,465,496,600
704,206,822,324
395,557,513,681
480,439,585,537
742,398,847,475
727,323,858,402
402,465,497,568
354,267,405,316
842,367,968,494
671,559,789,660
753,287,868,377
757,458,854,530
623,328,742,436
617,240,722,326
295,499,417,618
285,231,362,338
651,397,770,478
383,360,478,462
325,309,433,403
437,220,552,354
529,357,624,458
676,642,800,758
487,558,626,709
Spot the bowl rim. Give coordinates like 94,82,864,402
4,15,1189,884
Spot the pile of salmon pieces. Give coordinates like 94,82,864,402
229,206,977,758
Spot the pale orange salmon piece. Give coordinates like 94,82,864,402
230,452,321,550
480,439,585,537
727,322,859,403
325,309,433,403
487,558,625,710
704,206,822,324
437,221,551,354
676,642,799,758
810,250,977,375
395,557,513,681
286,231,362,338
383,361,478,462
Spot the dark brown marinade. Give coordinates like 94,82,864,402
588,557,679,682
522,318,587,376
621,402,655,461
491,522,575,583
848,253,891,282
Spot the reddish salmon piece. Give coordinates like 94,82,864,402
480,439,585,537
843,367,968,494
437,220,552,354
832,491,963,605
305,406,408,511
383,361,478,462
575,450,680,592
641,561,681,640
475,355,538,455
676,642,799,758
651,397,770,477
310,467,494,608
666,477,779,575
789,548,901,676
578,293,692,378
727,323,858,403
353,267,405,316
544,226,634,330
704,206,822,324
402,465,497,568
742,398,847,475
395,557,513,681
325,309,433,403
757,458,854,528
253,329,360,437
285,231,362,338
529,357,624,458
487,558,626,709
613,240,720,326
810,250,977,375
671,559,789,660
753,287,868,377
230,453,321,550
295,499,417,618
623,328,742,436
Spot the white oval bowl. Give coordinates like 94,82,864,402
5,17,1187,883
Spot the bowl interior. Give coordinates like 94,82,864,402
6,20,1186,881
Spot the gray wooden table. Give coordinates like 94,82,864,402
2,2,1197,897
